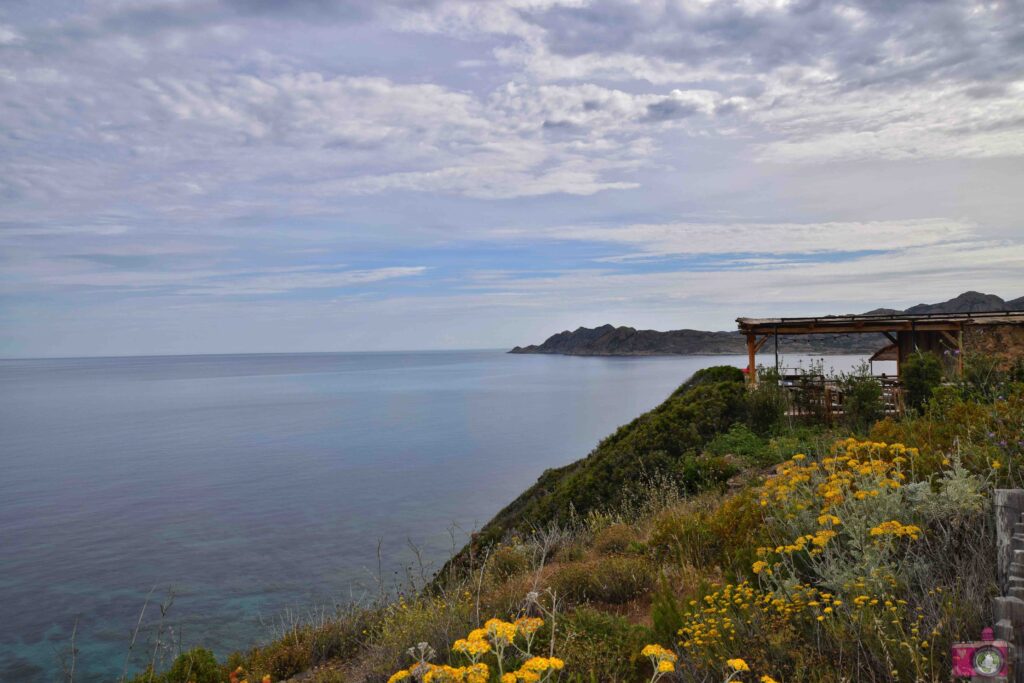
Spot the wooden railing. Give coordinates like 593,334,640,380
777,375,904,422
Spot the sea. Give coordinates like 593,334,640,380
0,350,869,682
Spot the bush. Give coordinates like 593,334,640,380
593,523,636,556
958,352,1024,402
649,582,685,647
560,607,649,682
126,648,224,683
649,489,768,576
165,648,222,683
902,351,943,412
705,423,770,465
839,364,884,431
548,556,655,605
489,545,530,581
674,453,740,494
743,367,787,435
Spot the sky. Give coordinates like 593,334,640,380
1,0,1023,357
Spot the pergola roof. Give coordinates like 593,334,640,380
737,310,1024,335
869,343,899,362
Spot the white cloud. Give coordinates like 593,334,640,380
2,259,427,295
1,0,1023,355
0,23,24,45
493,218,978,260
452,239,1024,317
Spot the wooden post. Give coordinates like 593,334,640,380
746,333,757,386
958,326,965,376
774,326,779,375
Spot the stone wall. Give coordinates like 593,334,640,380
966,324,1024,368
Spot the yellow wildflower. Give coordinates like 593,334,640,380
727,658,750,672
387,670,411,683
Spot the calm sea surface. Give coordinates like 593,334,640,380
0,351,867,681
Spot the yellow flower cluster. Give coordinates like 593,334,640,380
500,656,565,683
641,643,677,681
452,634,491,661
486,618,518,645
385,658,495,683
678,580,849,662
761,440,913,511
514,617,544,637
753,439,924,576
760,528,838,557
727,658,750,672
387,618,558,683
869,520,922,541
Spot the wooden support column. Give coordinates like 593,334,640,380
774,326,780,375
958,326,965,376
746,333,757,386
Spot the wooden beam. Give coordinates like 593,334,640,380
740,322,962,335
754,334,771,353
939,331,959,348
883,331,898,344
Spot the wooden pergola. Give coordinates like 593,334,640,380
736,310,1024,385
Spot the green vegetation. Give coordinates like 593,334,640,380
473,366,760,548
121,353,1024,683
468,368,802,548
901,352,944,412
834,362,884,431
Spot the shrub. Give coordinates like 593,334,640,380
551,541,587,563
705,423,771,465
165,648,222,683
743,367,788,435
839,367,884,431
489,545,530,581
560,607,649,682
548,556,655,605
649,501,718,569
649,582,684,647
674,453,740,494
902,352,943,412
593,523,636,556
649,489,768,576
127,648,225,683
363,593,475,679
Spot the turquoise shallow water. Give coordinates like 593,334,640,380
0,350,865,681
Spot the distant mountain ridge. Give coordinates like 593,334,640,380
509,291,1024,356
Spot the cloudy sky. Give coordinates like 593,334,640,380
1,0,1023,356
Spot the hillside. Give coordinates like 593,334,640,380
468,366,750,548
510,290,1023,356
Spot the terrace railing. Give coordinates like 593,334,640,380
777,374,904,422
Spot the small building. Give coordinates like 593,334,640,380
736,310,1024,384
